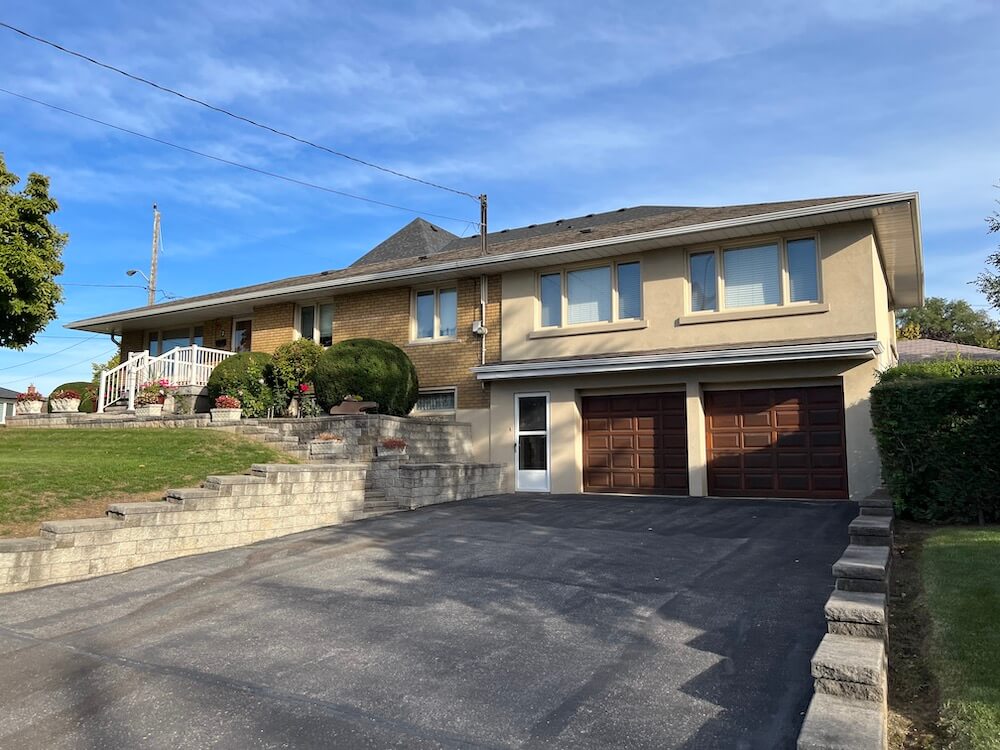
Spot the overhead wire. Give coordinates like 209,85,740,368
1,347,117,388
0,334,102,373
0,21,480,201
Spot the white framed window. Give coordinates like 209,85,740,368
414,388,457,412
297,302,334,346
687,236,820,313
413,286,458,341
537,260,642,329
146,326,204,356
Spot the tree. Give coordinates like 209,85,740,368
973,186,1000,309
0,154,66,349
896,296,1000,348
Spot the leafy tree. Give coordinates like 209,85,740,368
0,154,66,349
896,297,1000,348
91,352,120,385
973,185,1000,309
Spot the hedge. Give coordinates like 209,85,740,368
870,375,1000,523
206,352,274,417
878,358,1000,383
313,338,418,416
46,381,96,413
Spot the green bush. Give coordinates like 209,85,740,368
313,338,418,416
878,358,1000,383
47,381,95,413
270,338,323,397
870,376,1000,524
207,352,274,417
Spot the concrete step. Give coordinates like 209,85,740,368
797,693,886,750
825,590,887,639
833,545,890,593
849,516,893,546
811,633,886,702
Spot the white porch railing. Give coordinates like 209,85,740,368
97,345,235,413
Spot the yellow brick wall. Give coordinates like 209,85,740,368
203,317,234,350
250,303,295,355
119,330,145,360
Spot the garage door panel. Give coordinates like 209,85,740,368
583,393,688,495
706,386,848,499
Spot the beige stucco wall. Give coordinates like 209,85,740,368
487,357,882,501
500,221,881,361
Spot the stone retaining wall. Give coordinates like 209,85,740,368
798,489,893,750
399,462,505,509
0,464,366,594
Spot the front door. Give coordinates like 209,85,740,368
233,319,253,352
515,393,549,492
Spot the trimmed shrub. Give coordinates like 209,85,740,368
878,358,1000,383
206,352,274,417
870,375,1000,524
47,381,95,412
313,338,419,416
270,338,323,397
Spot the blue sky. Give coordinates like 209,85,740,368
0,0,998,394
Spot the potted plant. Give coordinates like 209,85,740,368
211,395,242,422
135,380,169,418
49,388,82,413
15,386,45,415
377,437,407,457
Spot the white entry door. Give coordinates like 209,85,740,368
515,393,550,492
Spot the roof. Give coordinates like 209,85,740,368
897,338,1000,362
0,386,20,400
350,218,457,267
67,193,924,333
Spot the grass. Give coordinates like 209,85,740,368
922,527,1000,749
0,428,296,537
889,522,1000,750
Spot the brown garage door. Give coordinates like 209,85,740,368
582,393,688,495
705,386,848,499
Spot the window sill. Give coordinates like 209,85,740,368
528,319,648,339
677,302,829,326
406,337,460,346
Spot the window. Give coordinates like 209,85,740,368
297,303,334,346
539,261,641,329
414,389,456,412
233,320,252,352
413,287,458,341
724,243,781,308
687,236,821,313
145,326,204,356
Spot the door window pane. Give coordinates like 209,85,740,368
787,238,819,302
518,396,547,431
617,262,641,319
723,244,780,308
518,435,547,470
540,273,562,327
318,304,334,346
438,288,457,338
233,320,252,352
415,290,435,339
160,329,189,354
690,252,718,311
299,305,315,341
567,266,611,324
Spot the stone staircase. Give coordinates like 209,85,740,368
227,423,310,460
798,489,894,750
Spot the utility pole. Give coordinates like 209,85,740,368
479,194,488,256
148,203,160,305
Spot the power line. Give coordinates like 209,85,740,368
0,20,479,201
0,334,101,373
0,87,478,227
1,347,116,388
61,282,149,289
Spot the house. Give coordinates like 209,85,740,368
897,337,1000,362
68,193,922,500
0,386,17,423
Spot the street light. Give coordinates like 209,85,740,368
125,268,150,284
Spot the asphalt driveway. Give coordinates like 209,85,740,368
0,494,854,749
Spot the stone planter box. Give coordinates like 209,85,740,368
135,403,163,418
376,446,407,457
210,408,242,423
49,398,81,414
16,400,43,415
310,440,346,458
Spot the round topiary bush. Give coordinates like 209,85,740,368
207,352,274,417
270,338,324,396
47,381,96,412
313,338,419,416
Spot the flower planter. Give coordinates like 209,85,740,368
376,446,407,457
210,408,242,423
135,403,163,418
310,440,346,458
49,398,81,414
16,400,43,415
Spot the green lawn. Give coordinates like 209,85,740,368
922,527,1000,750
0,428,296,537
